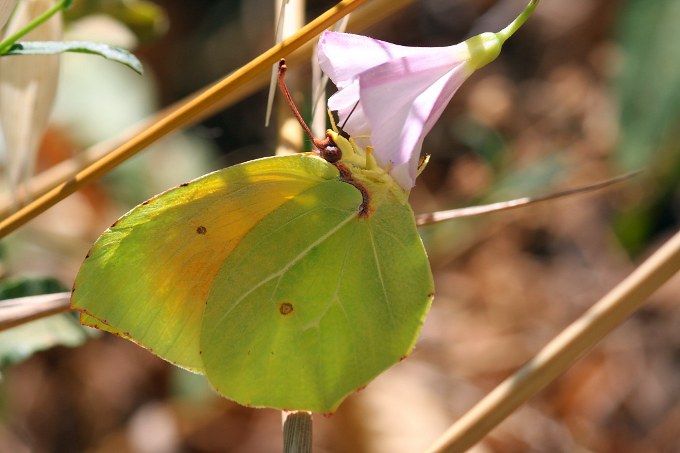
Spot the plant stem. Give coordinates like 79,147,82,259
497,0,539,43
283,411,313,453
0,292,71,331
274,0,306,156
415,171,640,226
426,227,680,452
0,0,70,54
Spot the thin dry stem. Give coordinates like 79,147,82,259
426,228,680,453
416,171,640,226
0,292,71,331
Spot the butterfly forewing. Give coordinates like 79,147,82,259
71,155,340,373
200,176,433,412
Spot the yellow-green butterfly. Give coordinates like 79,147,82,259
71,61,433,413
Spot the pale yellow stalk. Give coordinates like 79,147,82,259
0,0,61,207
274,0,305,157
427,228,680,452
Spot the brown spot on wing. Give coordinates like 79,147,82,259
196,226,207,235
279,302,294,315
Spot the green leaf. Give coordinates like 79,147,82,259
4,41,143,74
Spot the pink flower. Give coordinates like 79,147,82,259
317,1,538,190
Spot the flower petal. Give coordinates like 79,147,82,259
324,43,468,188
326,80,371,137
319,31,477,188
318,31,439,89
319,33,513,189
359,55,472,188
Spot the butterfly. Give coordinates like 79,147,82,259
71,60,433,414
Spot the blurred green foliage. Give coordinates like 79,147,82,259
613,0,680,255
66,0,168,42
0,277,65,299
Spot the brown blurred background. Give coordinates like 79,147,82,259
1,0,680,451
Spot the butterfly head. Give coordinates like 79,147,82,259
312,134,342,163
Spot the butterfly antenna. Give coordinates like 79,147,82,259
340,100,360,130
278,59,341,162
278,59,321,149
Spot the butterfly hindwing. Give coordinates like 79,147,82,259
201,175,433,412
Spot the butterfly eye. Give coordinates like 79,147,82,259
312,135,342,163
321,145,341,163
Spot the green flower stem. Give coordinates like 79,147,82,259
497,0,539,43
466,0,540,72
0,0,71,54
